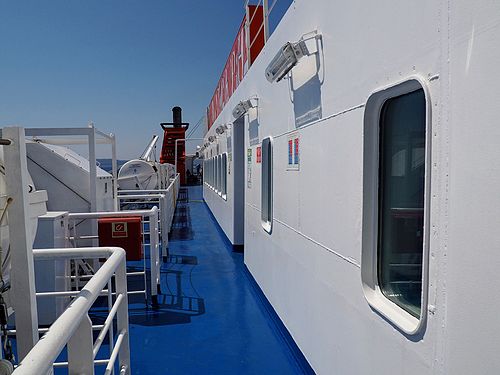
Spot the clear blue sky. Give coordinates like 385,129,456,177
0,0,251,159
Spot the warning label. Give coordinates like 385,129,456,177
247,148,252,188
112,222,128,238
287,133,300,171
256,146,262,163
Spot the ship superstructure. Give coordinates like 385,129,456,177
202,0,500,374
0,0,500,374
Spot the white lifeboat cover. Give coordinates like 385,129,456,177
118,159,158,190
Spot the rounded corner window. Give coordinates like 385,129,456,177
261,137,273,234
361,77,431,335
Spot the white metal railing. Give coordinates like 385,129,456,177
68,207,161,306
0,125,120,212
13,247,130,375
244,0,291,49
118,173,180,258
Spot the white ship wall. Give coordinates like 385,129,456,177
204,117,245,246
204,0,500,373
203,139,235,243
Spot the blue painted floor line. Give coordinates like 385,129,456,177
126,185,310,374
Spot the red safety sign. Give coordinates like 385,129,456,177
112,222,128,238
256,146,262,163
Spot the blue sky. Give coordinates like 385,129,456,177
0,0,252,159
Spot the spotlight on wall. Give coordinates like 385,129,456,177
265,40,309,83
232,99,258,119
215,123,230,135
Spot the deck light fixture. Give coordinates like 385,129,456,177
232,99,257,119
265,40,309,83
215,124,230,135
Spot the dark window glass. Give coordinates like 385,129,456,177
261,138,273,231
222,153,227,196
378,89,426,317
217,155,222,194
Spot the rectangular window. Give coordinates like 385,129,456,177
209,158,212,187
261,137,273,233
208,159,211,186
217,155,222,196
377,88,426,318
214,156,218,192
222,153,227,199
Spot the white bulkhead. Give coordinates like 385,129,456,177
26,141,114,213
204,0,500,374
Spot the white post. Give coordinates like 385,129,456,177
245,3,251,68
174,139,179,175
88,124,97,213
159,194,168,258
68,314,94,375
88,125,99,263
263,0,270,41
111,133,118,211
3,127,39,360
115,256,131,374
149,208,160,306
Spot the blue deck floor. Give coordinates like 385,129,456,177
126,185,311,374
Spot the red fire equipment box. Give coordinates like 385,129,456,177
98,216,143,261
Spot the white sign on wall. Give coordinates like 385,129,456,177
247,148,252,188
287,133,300,171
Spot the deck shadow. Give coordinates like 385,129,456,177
169,188,194,241
90,253,206,327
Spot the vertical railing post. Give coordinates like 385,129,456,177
3,126,40,360
263,0,270,41
111,133,118,211
174,140,178,175
245,2,251,69
115,256,130,374
88,123,97,214
88,124,99,259
68,314,94,375
149,208,160,306
159,194,168,258
107,279,115,375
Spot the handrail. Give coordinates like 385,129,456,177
13,247,130,375
68,207,160,306
117,194,169,259
69,207,157,219
117,173,180,259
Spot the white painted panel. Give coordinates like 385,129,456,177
203,0,500,373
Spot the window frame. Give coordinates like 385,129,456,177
221,152,227,200
261,137,273,233
214,156,218,192
207,158,211,187
217,154,222,196
361,78,432,335
210,158,213,188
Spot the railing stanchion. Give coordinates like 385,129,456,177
159,194,168,257
107,279,115,375
115,255,131,374
68,314,94,375
150,207,160,305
